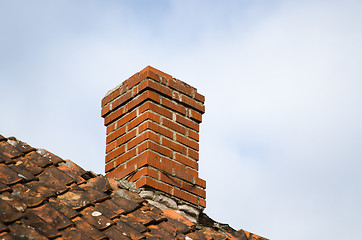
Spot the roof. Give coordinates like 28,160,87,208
0,134,268,240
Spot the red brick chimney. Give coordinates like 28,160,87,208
101,66,206,208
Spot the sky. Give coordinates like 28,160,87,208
1,0,362,239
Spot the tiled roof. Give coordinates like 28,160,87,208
0,134,268,240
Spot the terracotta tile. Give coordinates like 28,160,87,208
0,179,10,193
156,216,191,235
79,186,110,203
80,206,115,230
28,202,73,230
49,197,80,219
61,227,94,240
146,224,176,239
0,141,22,159
0,221,8,233
22,151,53,168
14,156,43,175
7,138,35,154
162,209,195,228
81,175,112,193
96,199,125,217
0,134,5,142
113,218,145,240
126,208,164,226
186,231,208,240
57,187,92,210
0,164,23,185
102,225,132,240
0,232,16,240
110,193,140,214
38,165,75,194
0,192,27,213
0,152,14,164
72,216,108,240
36,149,64,165
93,201,120,219
22,211,61,239
9,164,36,182
58,159,87,184
9,222,48,240
119,215,148,233
201,228,230,240
24,181,56,202
11,183,47,207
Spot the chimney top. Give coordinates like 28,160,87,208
101,66,206,208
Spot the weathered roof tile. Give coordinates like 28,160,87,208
0,164,23,185
102,225,132,240
80,207,115,230
0,198,23,223
22,211,61,239
72,216,108,240
0,141,22,159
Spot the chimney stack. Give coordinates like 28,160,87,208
101,66,206,208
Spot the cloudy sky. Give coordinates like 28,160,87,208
1,0,362,239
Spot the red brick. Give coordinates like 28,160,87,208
199,198,206,208
127,72,141,89
162,118,186,135
115,148,137,165
160,97,186,115
189,109,202,123
186,167,198,178
161,137,187,155
174,153,198,170
176,115,199,132
138,79,173,98
111,91,133,111
159,172,181,188
116,128,137,147
101,104,111,117
127,90,160,111
129,166,159,182
194,92,205,103
188,129,199,141
168,78,194,97
188,148,199,160
180,94,205,113
127,131,160,150
139,66,172,81
106,142,116,153
106,122,116,135
138,141,172,158
105,145,125,163
172,188,198,206
176,134,198,151
136,176,172,194
128,111,160,131
139,121,173,139
105,165,125,179
196,177,206,189
106,125,126,144
114,109,137,129
139,101,173,119
105,160,115,172
104,106,126,125
181,181,206,198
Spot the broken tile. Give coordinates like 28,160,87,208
57,188,92,210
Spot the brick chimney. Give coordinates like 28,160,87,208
101,66,206,208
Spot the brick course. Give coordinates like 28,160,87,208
102,66,206,208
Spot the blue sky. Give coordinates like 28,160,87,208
1,1,362,239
